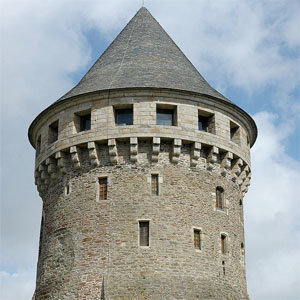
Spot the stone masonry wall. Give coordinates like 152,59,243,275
30,89,254,300
36,142,248,300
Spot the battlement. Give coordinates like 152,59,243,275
35,136,251,199
30,89,253,200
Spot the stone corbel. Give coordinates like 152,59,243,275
34,169,40,186
108,139,118,164
40,163,50,185
172,138,182,163
46,157,57,179
207,146,219,170
88,142,100,167
190,142,201,167
70,146,81,170
231,158,243,182
220,151,233,176
152,137,160,162
130,137,138,162
238,165,249,187
55,151,68,174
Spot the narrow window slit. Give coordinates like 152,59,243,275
139,221,149,246
221,234,227,254
99,178,108,200
151,174,159,195
194,229,201,250
222,261,226,275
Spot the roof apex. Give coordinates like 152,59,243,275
58,6,231,103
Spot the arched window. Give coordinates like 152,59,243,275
216,187,224,210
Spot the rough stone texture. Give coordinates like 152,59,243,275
29,88,254,299
36,143,248,300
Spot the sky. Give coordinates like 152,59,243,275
0,0,299,299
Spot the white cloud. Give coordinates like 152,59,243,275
154,0,299,103
0,269,36,300
0,0,299,299
245,112,300,300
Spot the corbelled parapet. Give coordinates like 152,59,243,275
28,6,256,300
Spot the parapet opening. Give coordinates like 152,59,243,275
48,120,59,144
230,121,240,145
114,104,133,126
156,104,177,126
198,109,215,133
74,109,91,132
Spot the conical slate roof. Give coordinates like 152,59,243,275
59,7,230,103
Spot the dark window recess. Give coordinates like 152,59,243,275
99,178,107,200
198,115,209,131
222,261,226,275
139,221,149,246
230,121,240,143
216,187,224,210
38,215,44,258
194,229,201,250
65,184,70,195
221,234,227,254
157,108,175,126
240,199,243,206
151,174,159,195
36,135,41,155
115,108,133,125
80,114,91,131
48,120,59,144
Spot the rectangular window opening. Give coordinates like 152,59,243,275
115,107,133,125
99,177,108,200
216,187,224,210
139,221,149,246
156,106,177,126
198,110,214,133
48,120,59,144
230,121,240,144
221,234,227,254
80,113,91,131
151,174,159,196
194,229,201,250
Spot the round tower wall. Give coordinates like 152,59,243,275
31,89,253,300
37,142,248,300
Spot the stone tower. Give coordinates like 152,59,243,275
29,7,257,300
